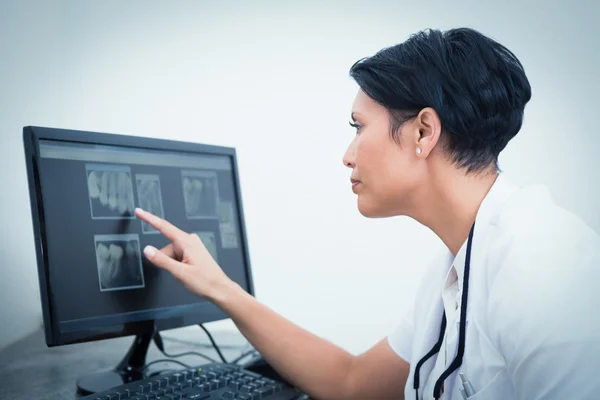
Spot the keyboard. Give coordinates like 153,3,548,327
79,363,305,400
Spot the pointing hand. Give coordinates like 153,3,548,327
135,208,234,301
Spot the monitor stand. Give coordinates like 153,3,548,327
76,333,153,395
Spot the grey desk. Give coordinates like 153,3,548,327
0,327,250,400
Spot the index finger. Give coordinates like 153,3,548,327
135,207,187,242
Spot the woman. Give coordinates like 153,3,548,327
135,27,600,400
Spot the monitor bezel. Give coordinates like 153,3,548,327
23,126,256,347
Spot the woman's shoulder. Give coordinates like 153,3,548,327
493,181,599,257
483,180,600,298
485,184,600,398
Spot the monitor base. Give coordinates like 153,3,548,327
76,332,153,395
76,369,144,395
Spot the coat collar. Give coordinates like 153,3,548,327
452,172,520,293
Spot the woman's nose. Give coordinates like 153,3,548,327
343,143,356,169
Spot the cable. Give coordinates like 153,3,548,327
141,359,191,372
161,336,248,350
198,324,228,364
153,331,219,364
232,342,256,365
231,349,260,365
147,369,178,378
157,347,219,364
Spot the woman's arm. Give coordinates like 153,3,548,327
214,280,409,400
135,208,409,399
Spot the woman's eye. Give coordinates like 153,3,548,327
349,121,362,133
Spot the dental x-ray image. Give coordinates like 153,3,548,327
95,234,145,292
182,170,219,219
135,174,165,234
193,231,219,262
87,164,135,219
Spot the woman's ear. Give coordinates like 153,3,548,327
415,107,442,157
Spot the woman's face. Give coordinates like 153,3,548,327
343,89,425,218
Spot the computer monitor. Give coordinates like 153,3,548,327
22,126,255,394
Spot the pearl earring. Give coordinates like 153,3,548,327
416,148,422,155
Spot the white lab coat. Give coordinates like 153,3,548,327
388,173,600,400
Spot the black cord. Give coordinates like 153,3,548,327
147,369,178,377
160,336,255,365
232,349,260,365
432,223,475,399
157,347,218,364
161,336,248,350
413,222,476,400
199,324,228,364
153,331,219,364
142,358,191,372
413,313,447,400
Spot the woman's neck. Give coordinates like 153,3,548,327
412,167,499,256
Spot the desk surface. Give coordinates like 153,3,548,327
0,326,249,400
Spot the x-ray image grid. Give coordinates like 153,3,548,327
135,174,165,234
218,201,239,249
95,234,145,292
86,164,135,219
193,231,219,262
182,170,219,219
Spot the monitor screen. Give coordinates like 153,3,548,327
24,127,253,345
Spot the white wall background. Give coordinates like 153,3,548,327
1,0,598,353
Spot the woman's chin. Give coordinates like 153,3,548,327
357,195,402,218
357,196,384,218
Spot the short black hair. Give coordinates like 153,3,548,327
349,27,532,173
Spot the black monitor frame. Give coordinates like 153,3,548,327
23,126,256,348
